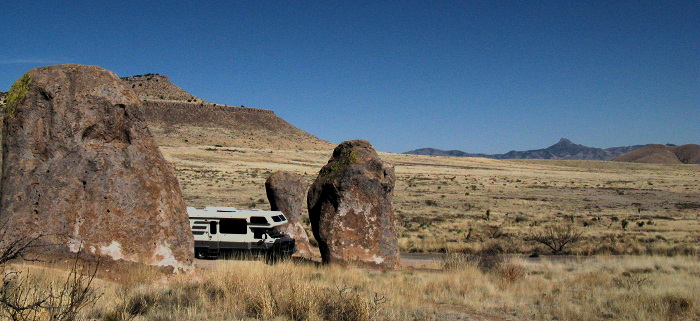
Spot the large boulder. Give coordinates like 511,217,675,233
265,171,313,258
307,140,399,269
0,64,193,270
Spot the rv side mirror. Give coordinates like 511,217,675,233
262,234,268,240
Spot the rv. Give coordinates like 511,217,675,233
188,206,296,259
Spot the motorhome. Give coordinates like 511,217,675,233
188,206,296,259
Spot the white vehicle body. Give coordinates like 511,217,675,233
188,206,296,259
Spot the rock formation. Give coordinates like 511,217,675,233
307,140,399,269
265,171,313,258
0,64,193,270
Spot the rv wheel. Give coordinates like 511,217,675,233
195,249,208,259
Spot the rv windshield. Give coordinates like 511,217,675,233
252,227,285,239
264,228,284,238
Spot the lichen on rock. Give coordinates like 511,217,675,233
5,73,31,118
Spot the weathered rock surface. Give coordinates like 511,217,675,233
265,171,313,258
307,140,399,269
0,64,193,270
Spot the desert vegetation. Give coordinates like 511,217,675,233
2,254,698,320
162,146,700,257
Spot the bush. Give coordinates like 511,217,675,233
529,224,583,254
497,261,525,284
0,256,100,321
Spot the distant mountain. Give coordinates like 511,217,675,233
405,148,491,158
405,138,654,161
613,144,700,165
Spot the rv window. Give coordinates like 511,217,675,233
252,228,265,239
280,215,287,221
219,219,247,234
191,225,207,230
210,221,218,234
250,216,269,225
271,215,281,222
192,231,205,235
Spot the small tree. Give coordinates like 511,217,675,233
529,224,583,254
0,227,100,320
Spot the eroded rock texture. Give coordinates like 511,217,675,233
307,140,399,269
265,171,313,258
0,64,193,270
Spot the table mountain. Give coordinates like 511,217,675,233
120,75,332,150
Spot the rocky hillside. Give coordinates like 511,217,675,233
120,75,332,150
406,138,648,161
613,144,700,165
122,74,210,103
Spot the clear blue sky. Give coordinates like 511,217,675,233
1,1,698,154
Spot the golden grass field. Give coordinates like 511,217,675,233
159,144,700,257
5,253,699,320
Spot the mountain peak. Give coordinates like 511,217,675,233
555,138,574,146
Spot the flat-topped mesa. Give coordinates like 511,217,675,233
1,64,193,270
120,73,333,150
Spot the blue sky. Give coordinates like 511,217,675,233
1,1,698,154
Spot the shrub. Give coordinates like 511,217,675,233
476,243,506,272
497,261,525,284
318,286,370,321
529,224,583,254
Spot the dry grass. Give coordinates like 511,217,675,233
161,146,700,256
7,255,697,320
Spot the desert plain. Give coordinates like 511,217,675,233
1,78,698,320
157,139,699,257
